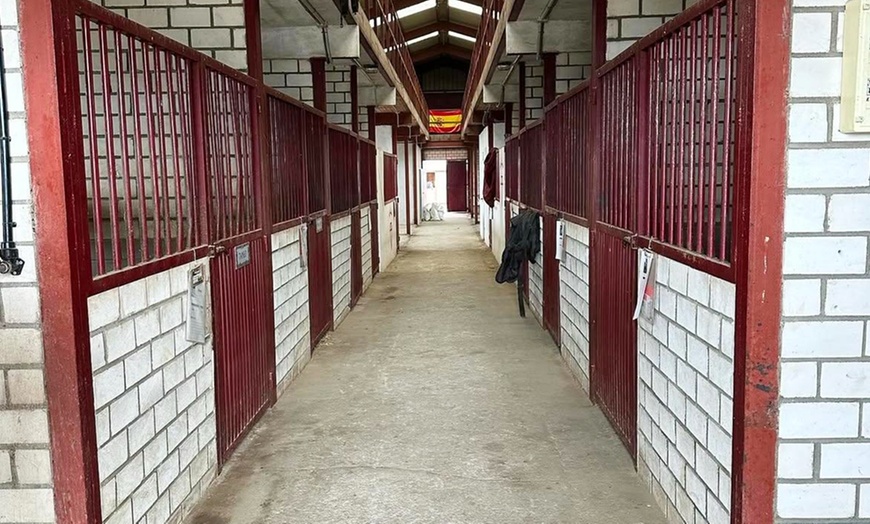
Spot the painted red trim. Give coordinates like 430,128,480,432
505,102,513,136
89,250,207,296
403,139,411,235
730,1,788,523
272,217,306,234
311,57,327,113
412,140,419,225
20,0,102,521
543,53,556,106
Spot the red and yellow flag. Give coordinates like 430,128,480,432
429,109,462,134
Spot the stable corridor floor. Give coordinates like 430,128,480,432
186,215,666,524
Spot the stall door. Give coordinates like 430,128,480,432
542,213,560,345
308,215,333,348
590,230,638,457
446,161,468,212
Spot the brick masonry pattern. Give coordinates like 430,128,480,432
361,207,373,289
606,0,702,59
0,0,55,520
331,214,352,327
87,261,216,524
263,59,314,106
778,0,870,521
325,63,353,129
271,226,311,395
637,257,735,524
94,0,247,70
528,215,544,321
559,222,591,394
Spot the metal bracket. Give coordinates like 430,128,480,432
208,244,227,258
0,245,24,276
622,234,639,249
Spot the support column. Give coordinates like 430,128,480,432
367,106,376,141
311,57,327,113
412,138,418,225
731,1,789,522
518,62,527,129
20,0,101,521
404,138,411,235
543,53,557,106
505,102,513,137
350,65,359,134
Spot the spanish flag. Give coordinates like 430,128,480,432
429,109,462,134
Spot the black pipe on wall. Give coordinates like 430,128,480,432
0,28,24,276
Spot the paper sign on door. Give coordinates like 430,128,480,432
633,250,657,322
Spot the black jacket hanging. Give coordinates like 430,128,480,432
496,209,540,284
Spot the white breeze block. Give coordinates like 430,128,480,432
88,262,217,524
560,222,591,394
638,256,735,524
271,226,312,394
331,214,353,327
529,218,544,321
361,206,374,290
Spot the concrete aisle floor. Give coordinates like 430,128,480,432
186,215,666,524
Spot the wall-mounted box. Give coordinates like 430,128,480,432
841,0,870,133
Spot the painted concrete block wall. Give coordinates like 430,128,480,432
559,222,591,394
93,0,247,70
0,1,55,520
87,261,217,524
263,59,314,106
271,226,311,395
491,148,506,262
325,63,353,129
777,1,870,520
331,215,352,327
361,207,373,290
606,0,700,60
637,257,735,524
528,216,544,321
555,52,592,95
524,62,545,123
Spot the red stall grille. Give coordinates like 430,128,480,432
359,138,377,203
519,122,543,210
328,126,360,214
306,111,328,213
267,90,310,227
644,0,737,264
383,152,399,202
77,11,200,277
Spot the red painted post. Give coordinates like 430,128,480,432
543,53,556,106
518,62,527,129
351,65,359,134
19,0,102,521
412,138,418,225
367,106,376,141
505,102,513,136
730,0,789,522
311,57,327,113
404,138,411,235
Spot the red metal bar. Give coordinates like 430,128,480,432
99,24,122,270
155,45,173,254
116,32,136,264
82,17,106,274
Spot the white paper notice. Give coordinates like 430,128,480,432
555,219,565,262
186,265,207,344
633,250,657,321
300,223,309,271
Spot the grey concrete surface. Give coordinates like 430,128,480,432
186,215,666,524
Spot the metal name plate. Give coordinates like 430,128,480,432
235,243,251,269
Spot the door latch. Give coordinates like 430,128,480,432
208,244,227,257
622,234,639,249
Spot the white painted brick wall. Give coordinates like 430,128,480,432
361,206,373,290
559,222,591,393
0,1,55,520
528,215,544,321
606,0,701,59
93,0,247,70
637,257,735,524
264,59,314,106
779,1,870,520
555,52,592,95
325,63,353,129
88,262,217,524
524,63,545,123
271,226,311,395
331,214,352,327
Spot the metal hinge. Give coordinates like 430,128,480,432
208,244,227,257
